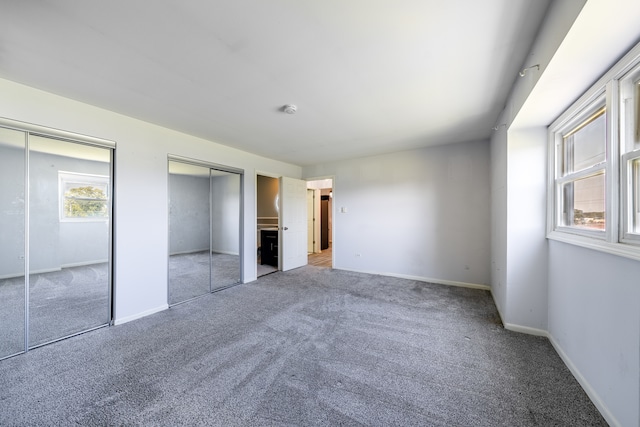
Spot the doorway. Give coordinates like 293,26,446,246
256,175,279,277
306,178,333,268
256,174,309,276
167,157,243,306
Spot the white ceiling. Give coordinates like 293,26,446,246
0,1,550,166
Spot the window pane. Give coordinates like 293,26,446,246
635,82,640,151
563,109,606,174
63,182,108,218
634,158,640,233
562,174,606,230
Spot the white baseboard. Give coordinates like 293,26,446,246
61,259,108,268
547,333,620,427
0,261,107,279
169,248,209,256
335,267,490,291
503,322,549,337
113,304,169,326
169,249,240,256
211,250,240,256
0,271,28,280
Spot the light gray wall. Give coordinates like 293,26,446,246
0,145,110,277
31,151,110,272
548,241,640,426
168,173,210,255
168,171,241,256
490,127,507,316
211,173,240,255
303,140,491,287
505,128,548,332
0,143,25,278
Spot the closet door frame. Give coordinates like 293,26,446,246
167,155,244,306
0,117,115,359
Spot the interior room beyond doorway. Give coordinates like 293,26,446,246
257,175,279,277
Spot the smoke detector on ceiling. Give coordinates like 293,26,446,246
283,104,297,114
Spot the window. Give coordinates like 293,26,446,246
555,104,607,234
59,172,109,221
548,40,640,260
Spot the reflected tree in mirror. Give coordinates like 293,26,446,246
64,186,108,218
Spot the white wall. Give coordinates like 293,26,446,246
548,241,640,426
0,77,301,324
504,128,548,333
303,140,491,288
490,126,508,316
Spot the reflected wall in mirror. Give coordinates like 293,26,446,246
168,161,212,304
0,128,26,359
210,171,241,290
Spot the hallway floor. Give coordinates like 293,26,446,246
308,245,332,268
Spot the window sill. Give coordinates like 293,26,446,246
60,218,109,223
547,230,640,262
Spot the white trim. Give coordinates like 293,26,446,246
113,304,168,326
547,39,640,260
489,290,548,336
0,116,116,149
169,248,209,256
0,273,25,280
211,249,240,256
503,323,548,337
547,333,621,427
61,259,108,268
336,267,490,291
547,230,640,262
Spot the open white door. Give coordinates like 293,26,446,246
280,176,308,271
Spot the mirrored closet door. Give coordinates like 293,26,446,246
168,158,242,306
0,128,26,359
28,135,112,348
0,122,114,360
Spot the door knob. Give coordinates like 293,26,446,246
282,226,288,230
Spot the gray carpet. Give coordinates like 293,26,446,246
0,267,606,426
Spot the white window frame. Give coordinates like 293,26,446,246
59,171,110,222
547,41,640,262
551,94,608,239
620,62,640,244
